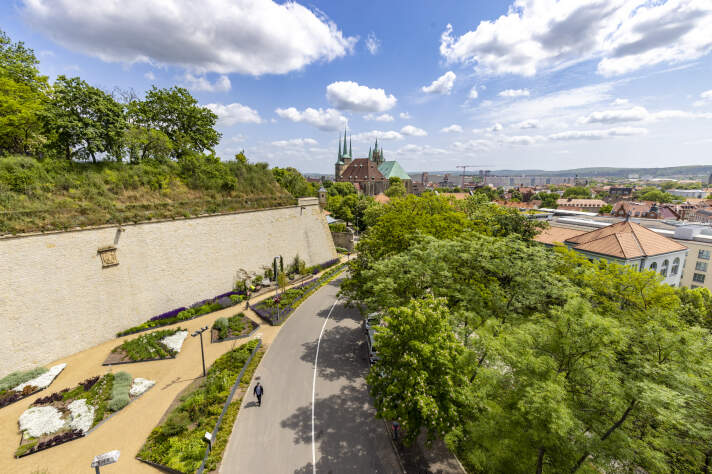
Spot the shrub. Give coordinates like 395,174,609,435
163,411,191,436
109,372,131,412
329,222,347,232
0,367,47,393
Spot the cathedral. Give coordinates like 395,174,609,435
334,130,414,196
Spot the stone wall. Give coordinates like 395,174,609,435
0,198,335,376
331,231,355,252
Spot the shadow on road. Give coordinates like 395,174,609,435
299,324,366,383
281,384,390,474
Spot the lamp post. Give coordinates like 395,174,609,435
191,326,209,377
273,256,283,323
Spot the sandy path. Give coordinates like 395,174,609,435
0,260,347,474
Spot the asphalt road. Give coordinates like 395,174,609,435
220,277,402,474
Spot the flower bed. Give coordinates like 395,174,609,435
104,328,188,365
252,263,346,325
137,340,260,474
117,291,246,337
0,364,66,409
15,372,154,457
211,313,258,343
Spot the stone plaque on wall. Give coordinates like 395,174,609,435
98,246,118,268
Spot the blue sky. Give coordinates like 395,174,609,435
2,0,712,173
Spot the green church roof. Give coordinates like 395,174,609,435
378,161,411,180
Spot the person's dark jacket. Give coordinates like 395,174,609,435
254,384,263,396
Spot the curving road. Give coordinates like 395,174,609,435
220,277,402,474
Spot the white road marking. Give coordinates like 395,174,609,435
312,298,339,474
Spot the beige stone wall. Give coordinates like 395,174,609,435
0,199,335,376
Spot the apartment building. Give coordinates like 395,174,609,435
535,216,712,290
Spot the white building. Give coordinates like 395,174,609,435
536,219,688,286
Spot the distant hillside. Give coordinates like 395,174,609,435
416,166,712,179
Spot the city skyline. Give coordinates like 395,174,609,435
2,0,712,172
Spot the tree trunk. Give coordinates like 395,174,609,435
704,449,711,474
571,399,637,473
536,447,545,474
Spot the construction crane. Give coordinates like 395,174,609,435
456,165,488,188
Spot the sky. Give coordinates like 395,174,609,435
2,0,712,173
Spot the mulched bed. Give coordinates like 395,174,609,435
210,317,259,343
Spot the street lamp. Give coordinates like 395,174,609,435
273,256,283,323
191,326,209,377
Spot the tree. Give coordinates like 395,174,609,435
385,176,407,198
457,193,546,240
0,30,49,155
44,75,125,162
123,127,172,164
562,186,591,198
367,296,465,445
533,192,559,209
639,189,674,203
128,86,220,160
272,167,316,198
599,203,612,214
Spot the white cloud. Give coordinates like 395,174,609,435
452,139,493,153
441,124,463,133
612,98,629,106
271,138,318,147
144,71,155,81
275,107,347,131
326,81,397,112
395,144,449,155
501,135,545,145
489,123,504,132
21,0,357,76
399,112,411,119
498,88,530,98
468,86,479,99
401,125,428,136
183,73,231,92
549,127,648,141
439,1,712,77
694,89,712,107
351,130,404,141
366,32,381,55
516,119,539,129
580,106,649,124
206,102,262,125
421,71,456,95
363,113,395,122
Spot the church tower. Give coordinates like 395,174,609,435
334,129,352,180
371,139,384,165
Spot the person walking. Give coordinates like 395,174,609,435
253,382,264,407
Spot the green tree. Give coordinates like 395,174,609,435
123,127,172,164
599,203,612,214
128,86,220,159
562,186,591,198
367,296,465,445
0,30,49,155
385,176,407,198
45,75,125,162
458,193,546,240
639,189,674,203
272,167,316,198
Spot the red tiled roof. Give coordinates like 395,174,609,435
565,220,686,258
339,159,385,181
534,227,587,245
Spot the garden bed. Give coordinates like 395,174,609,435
104,328,188,365
210,313,259,343
15,372,155,457
117,291,247,337
0,364,66,409
251,263,346,325
136,340,261,474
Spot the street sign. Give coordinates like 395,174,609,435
91,450,120,468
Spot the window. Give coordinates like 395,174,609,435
696,261,708,272
671,258,680,275
660,260,669,277
699,250,710,260
693,273,706,283
650,262,657,272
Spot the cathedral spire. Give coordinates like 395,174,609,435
343,128,348,156
338,133,342,160
349,135,352,157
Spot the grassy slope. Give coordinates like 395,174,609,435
0,156,295,235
